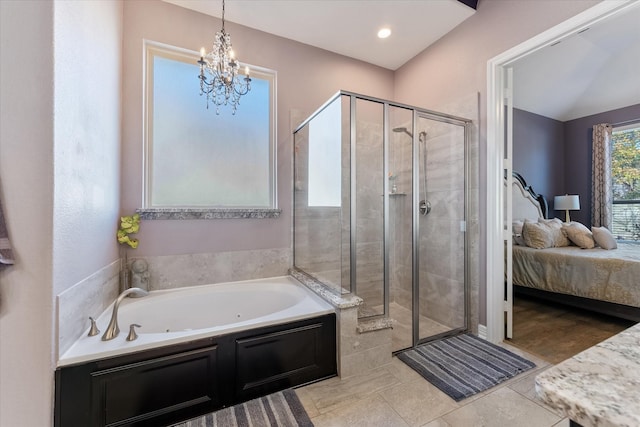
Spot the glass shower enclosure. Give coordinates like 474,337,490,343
293,91,470,352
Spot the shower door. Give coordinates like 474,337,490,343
413,114,468,345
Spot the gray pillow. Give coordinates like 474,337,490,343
591,226,617,250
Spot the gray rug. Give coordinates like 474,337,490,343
398,333,536,401
173,389,313,427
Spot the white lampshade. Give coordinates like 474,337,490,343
554,195,580,210
554,194,580,222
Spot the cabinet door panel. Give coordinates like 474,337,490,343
91,346,218,426
235,318,336,400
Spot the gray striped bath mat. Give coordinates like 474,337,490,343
173,389,313,427
398,333,536,401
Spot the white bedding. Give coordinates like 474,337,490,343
513,242,640,308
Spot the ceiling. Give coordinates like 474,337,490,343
162,0,476,70
164,0,639,122
511,3,640,122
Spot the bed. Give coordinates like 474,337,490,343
510,172,640,322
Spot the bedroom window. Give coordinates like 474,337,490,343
611,123,640,241
142,41,277,215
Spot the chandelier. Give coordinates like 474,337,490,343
198,0,251,114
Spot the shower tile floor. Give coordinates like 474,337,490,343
296,342,568,427
389,302,451,352
359,302,452,352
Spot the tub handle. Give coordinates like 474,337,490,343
88,317,100,337
126,324,141,342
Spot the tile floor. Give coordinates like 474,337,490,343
389,302,451,352
295,296,636,426
296,343,567,427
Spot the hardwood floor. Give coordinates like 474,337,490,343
507,294,636,364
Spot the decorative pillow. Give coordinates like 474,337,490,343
592,226,617,250
512,220,526,246
522,219,554,249
538,218,571,247
561,221,595,249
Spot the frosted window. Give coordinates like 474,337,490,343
308,98,342,207
145,44,276,208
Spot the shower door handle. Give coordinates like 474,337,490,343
419,200,431,216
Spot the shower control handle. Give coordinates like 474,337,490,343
420,200,431,216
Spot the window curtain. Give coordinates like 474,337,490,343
591,123,613,228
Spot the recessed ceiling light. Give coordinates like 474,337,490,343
377,28,391,39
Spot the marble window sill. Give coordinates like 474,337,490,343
137,208,281,220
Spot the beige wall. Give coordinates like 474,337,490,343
393,0,600,324
0,2,55,426
121,0,394,257
0,1,123,426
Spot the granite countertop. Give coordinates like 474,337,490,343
535,322,640,427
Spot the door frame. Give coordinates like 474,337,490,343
484,0,637,343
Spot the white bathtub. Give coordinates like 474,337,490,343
58,276,334,367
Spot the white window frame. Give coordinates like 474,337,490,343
611,122,640,240
141,40,278,219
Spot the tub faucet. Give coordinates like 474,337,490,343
101,287,149,341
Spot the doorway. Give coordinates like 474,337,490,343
485,0,639,343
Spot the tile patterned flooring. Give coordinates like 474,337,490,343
296,297,635,426
297,345,565,427
389,302,451,352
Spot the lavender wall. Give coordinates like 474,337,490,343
122,0,394,257
563,103,640,226
513,108,564,216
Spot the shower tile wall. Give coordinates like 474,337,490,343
433,92,480,335
294,119,345,292
354,114,414,320
354,119,384,316
419,122,466,329
389,129,413,313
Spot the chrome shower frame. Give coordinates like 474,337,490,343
293,90,472,348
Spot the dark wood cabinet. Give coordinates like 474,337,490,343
55,314,336,427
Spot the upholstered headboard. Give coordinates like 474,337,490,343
507,172,548,221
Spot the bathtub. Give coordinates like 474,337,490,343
58,275,335,367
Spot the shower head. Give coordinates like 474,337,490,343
392,127,413,137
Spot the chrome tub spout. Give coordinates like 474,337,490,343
101,287,149,341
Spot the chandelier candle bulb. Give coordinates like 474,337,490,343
197,0,251,114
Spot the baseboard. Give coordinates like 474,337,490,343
478,324,487,340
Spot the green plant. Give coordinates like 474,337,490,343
116,214,140,249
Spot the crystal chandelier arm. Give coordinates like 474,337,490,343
196,0,251,114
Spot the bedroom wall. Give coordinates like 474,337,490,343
513,108,565,217
564,103,640,226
